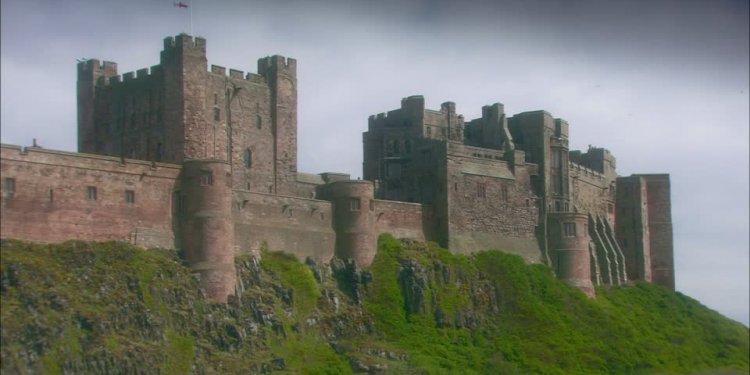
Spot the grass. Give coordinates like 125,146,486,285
1,237,747,374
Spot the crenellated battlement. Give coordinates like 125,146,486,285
162,33,206,51
257,55,297,77
209,64,267,84
77,59,118,75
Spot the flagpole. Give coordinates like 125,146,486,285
189,0,193,36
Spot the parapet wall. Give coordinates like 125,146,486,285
373,200,433,242
0,144,179,248
232,190,336,262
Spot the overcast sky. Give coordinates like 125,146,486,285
1,0,748,325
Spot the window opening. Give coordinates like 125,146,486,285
125,190,135,205
200,171,213,186
87,186,97,201
213,108,220,122
4,177,15,196
156,143,164,162
243,148,252,168
563,222,577,237
476,182,486,198
350,198,361,211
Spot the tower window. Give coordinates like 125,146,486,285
200,171,213,186
476,182,486,199
563,222,577,237
156,143,164,162
350,198,361,211
4,177,15,196
244,148,252,168
213,108,221,122
125,190,135,205
87,186,97,201
256,115,262,129
501,185,509,202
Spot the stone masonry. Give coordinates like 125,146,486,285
0,34,674,301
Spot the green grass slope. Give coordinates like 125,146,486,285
1,236,747,374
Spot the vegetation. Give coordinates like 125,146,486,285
1,237,747,374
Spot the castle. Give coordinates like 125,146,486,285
0,34,673,301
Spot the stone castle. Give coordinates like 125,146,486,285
0,34,674,301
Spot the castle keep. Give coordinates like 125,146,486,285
0,34,674,301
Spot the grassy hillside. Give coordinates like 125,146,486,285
1,236,747,374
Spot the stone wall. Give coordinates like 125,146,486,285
0,145,179,248
232,190,336,262
641,174,674,290
568,162,614,220
373,200,433,242
445,147,541,261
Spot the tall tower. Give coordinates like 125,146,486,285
77,59,117,153
258,56,298,195
160,34,209,162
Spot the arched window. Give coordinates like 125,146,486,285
243,148,252,168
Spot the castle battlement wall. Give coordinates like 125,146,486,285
0,144,179,248
232,189,336,262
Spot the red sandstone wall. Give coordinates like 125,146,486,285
373,200,431,241
568,163,614,220
445,151,541,261
232,190,335,262
0,145,179,247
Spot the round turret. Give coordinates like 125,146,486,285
317,180,376,267
549,212,595,297
179,159,236,303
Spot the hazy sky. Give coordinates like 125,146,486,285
1,0,748,325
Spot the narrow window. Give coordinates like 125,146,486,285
155,143,164,162
178,195,185,215
49,189,54,202
425,126,431,137
476,182,486,198
369,199,374,211
563,222,577,237
125,190,135,205
256,115,262,129
350,198,361,211
214,93,218,105
243,148,252,168
4,177,15,196
501,185,509,202
213,108,221,122
87,186,97,201
200,171,213,186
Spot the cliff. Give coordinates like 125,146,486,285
1,237,747,374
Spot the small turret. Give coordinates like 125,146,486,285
317,180,376,267
179,159,236,303
549,212,595,297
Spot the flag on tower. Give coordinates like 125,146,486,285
174,1,188,8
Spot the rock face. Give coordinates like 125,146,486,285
1,238,748,374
